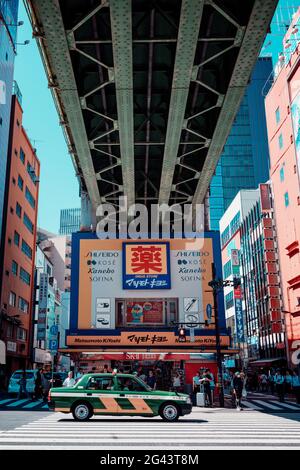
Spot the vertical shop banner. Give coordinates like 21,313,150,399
123,242,171,289
234,285,244,343
37,274,48,340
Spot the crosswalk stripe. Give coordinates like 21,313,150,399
6,399,31,407
241,401,263,410
22,400,44,409
252,400,283,410
0,399,15,405
276,402,300,410
0,412,299,449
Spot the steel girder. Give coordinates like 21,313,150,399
25,0,279,221
192,0,279,207
158,0,205,205
26,0,101,212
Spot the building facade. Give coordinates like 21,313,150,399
0,1,19,241
209,57,273,230
265,7,300,366
220,186,285,367
0,90,40,374
59,208,81,235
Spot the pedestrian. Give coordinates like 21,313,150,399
260,372,268,393
41,370,50,402
205,369,215,406
268,371,275,395
63,371,76,388
193,371,201,394
274,370,286,403
232,372,245,411
17,369,29,399
146,370,157,390
103,364,111,374
33,368,43,400
291,370,300,404
285,370,293,395
75,369,84,383
172,373,181,393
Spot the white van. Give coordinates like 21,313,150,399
8,370,38,396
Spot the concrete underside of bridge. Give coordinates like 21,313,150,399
25,0,278,220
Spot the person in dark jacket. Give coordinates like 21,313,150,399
232,372,245,410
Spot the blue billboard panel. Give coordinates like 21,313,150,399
122,242,171,290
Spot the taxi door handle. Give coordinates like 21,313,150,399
119,394,125,397
86,393,92,396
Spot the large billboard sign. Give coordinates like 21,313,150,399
67,233,227,350
122,242,171,289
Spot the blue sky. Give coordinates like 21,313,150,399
14,1,81,234
13,0,298,234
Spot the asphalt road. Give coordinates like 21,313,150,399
0,408,300,450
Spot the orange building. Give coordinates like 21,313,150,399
265,8,300,365
0,85,40,375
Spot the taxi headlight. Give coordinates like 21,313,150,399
186,397,192,404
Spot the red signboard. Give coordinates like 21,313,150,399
126,300,164,325
260,184,272,212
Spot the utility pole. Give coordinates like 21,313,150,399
211,263,225,408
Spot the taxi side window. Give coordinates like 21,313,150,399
87,377,113,391
116,378,146,392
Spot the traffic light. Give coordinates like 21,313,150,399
233,277,241,289
178,327,186,343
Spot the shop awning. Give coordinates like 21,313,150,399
0,341,6,365
249,358,286,367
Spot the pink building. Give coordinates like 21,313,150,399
265,8,300,365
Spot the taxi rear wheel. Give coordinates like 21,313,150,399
159,403,180,422
72,402,93,421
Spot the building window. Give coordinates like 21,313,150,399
25,187,35,209
20,148,25,164
18,175,24,191
280,167,285,182
16,202,22,218
223,260,232,279
12,177,16,185
20,268,31,286
225,291,234,310
284,192,290,208
279,134,284,150
17,328,27,341
9,292,17,307
221,226,230,247
275,107,280,124
21,240,33,260
6,324,13,339
18,297,29,314
27,162,38,185
14,231,20,247
12,261,18,276
23,213,34,234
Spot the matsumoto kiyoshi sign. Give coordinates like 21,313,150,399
68,234,227,345
122,242,171,290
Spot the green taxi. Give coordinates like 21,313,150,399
48,373,192,422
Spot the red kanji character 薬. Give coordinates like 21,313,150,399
131,246,163,273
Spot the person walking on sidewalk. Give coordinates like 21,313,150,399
292,370,300,404
17,369,29,399
232,372,245,411
275,370,286,403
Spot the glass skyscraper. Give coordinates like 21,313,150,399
0,0,19,238
209,57,273,230
59,208,81,235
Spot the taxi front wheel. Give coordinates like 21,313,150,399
72,402,93,421
159,403,180,422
